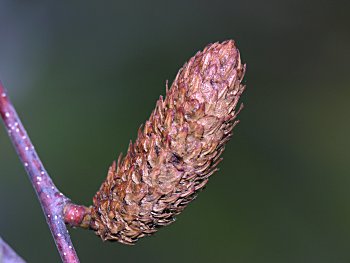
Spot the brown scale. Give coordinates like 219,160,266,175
91,40,246,244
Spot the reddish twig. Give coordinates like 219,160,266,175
0,237,26,263
0,82,80,263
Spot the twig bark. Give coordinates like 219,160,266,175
0,237,26,263
0,82,80,263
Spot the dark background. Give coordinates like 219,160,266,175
1,0,350,262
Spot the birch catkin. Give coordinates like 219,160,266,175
91,40,246,244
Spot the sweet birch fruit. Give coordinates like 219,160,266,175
91,40,246,244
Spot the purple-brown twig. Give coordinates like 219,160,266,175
0,82,80,263
0,237,26,263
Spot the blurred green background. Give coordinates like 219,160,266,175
1,0,350,262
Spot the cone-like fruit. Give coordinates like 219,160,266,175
91,40,246,244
